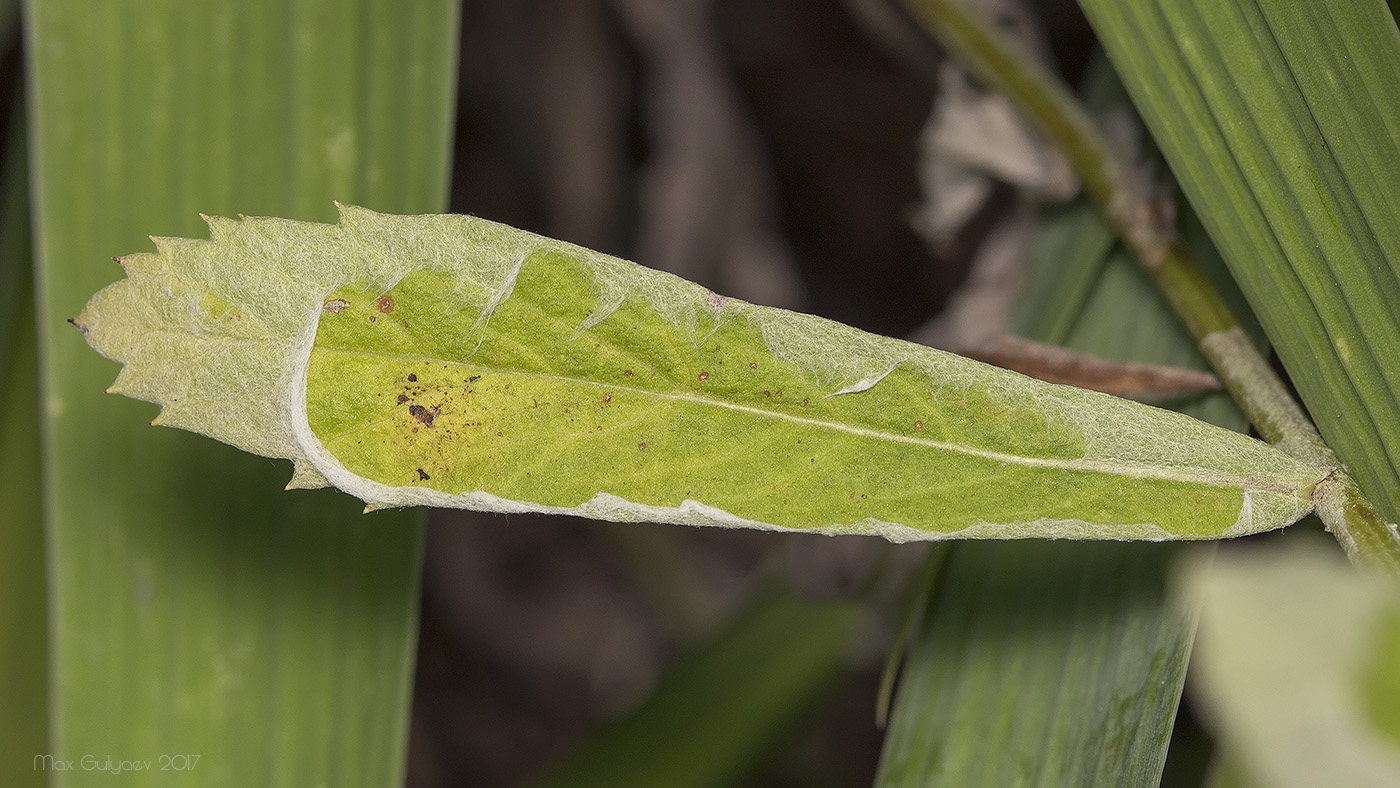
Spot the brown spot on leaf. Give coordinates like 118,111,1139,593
369,315,377,322
749,362,757,369
915,421,923,430
416,468,430,481
408,404,435,428
638,442,646,450
623,370,633,377
697,371,709,381
374,295,394,313
603,393,612,403
322,298,350,313
407,373,418,382
397,394,409,405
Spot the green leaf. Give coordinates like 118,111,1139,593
26,1,455,785
78,206,1324,541
877,541,1198,787
1182,542,1400,788
0,91,46,788
1076,0,1400,524
1008,198,1113,346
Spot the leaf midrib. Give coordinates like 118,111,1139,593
310,342,1300,494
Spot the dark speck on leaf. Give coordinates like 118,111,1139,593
469,375,480,383
408,404,435,427
416,468,430,481
397,394,408,405
407,373,418,382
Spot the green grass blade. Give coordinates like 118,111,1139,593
1009,199,1113,345
1076,0,1400,523
24,1,456,785
74,207,1323,542
877,540,1199,787
876,53,1240,787
532,586,861,788
0,93,46,788
876,250,1222,785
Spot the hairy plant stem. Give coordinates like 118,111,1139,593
901,0,1400,573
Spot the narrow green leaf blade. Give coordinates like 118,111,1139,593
877,52,1243,786
877,232,1228,788
26,1,456,785
77,207,1323,541
0,95,46,788
1076,0,1400,523
877,541,1199,787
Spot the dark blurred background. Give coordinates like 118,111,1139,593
410,1,1096,786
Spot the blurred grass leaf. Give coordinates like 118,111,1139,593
25,1,456,784
0,87,45,788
